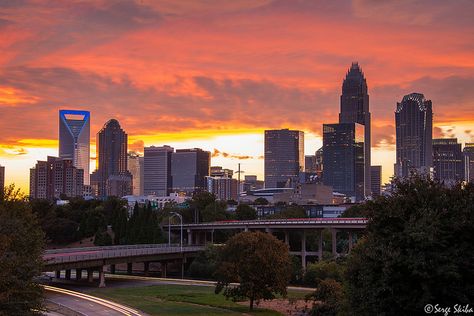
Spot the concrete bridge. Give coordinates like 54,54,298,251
167,218,368,268
43,244,203,287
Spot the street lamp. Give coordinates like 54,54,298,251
168,211,183,252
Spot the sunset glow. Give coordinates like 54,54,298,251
1,0,474,192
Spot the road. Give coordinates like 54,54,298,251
44,285,146,316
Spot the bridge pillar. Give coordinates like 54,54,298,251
65,269,71,280
331,228,338,257
87,269,93,283
76,269,82,281
144,262,150,276
161,262,167,278
55,270,61,279
301,230,307,269
244,226,248,232
110,264,116,274
187,229,193,245
99,267,106,288
127,262,133,275
348,231,353,253
284,230,289,245
211,229,214,243
318,230,323,261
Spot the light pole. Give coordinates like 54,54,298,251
169,211,183,252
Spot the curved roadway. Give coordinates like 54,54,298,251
44,285,146,316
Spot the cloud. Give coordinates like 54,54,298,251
129,140,145,154
211,148,257,160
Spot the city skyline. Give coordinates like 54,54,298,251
1,1,474,192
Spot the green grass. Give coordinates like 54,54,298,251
91,284,290,315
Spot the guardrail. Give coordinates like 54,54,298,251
166,218,368,228
45,243,181,254
44,245,204,265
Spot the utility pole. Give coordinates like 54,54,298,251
236,163,244,205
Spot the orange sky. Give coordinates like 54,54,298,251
1,0,474,192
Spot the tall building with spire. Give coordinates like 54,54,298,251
394,93,433,178
90,119,132,197
339,62,371,197
59,110,90,184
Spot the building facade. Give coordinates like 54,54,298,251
59,110,90,184
210,166,233,178
171,148,211,196
322,123,365,201
29,156,84,200
264,129,304,188
464,143,474,183
90,119,132,198
206,176,238,201
144,145,174,196
128,152,144,196
370,165,382,197
395,93,433,178
432,138,464,185
339,62,371,196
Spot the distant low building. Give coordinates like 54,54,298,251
433,138,464,185
242,175,264,192
122,193,187,213
255,204,349,218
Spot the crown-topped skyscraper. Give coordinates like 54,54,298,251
339,62,371,197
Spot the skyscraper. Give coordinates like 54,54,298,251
322,123,365,201
339,62,371,196
264,129,304,188
395,93,433,178
144,145,174,196
29,156,84,200
128,152,144,196
91,119,132,197
464,143,474,183
433,138,464,185
59,110,90,184
370,165,382,198
171,148,210,196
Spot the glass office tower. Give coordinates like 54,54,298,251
59,110,90,184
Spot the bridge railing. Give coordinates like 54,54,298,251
44,246,204,265
45,243,181,254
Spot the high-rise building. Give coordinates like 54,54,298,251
322,123,365,201
59,110,90,184
339,62,371,196
464,143,474,183
394,93,433,178
171,148,210,196
264,129,304,188
128,152,144,196
370,165,382,198
210,166,233,178
90,119,132,198
206,176,238,201
29,156,84,200
0,164,4,198
433,138,464,185
144,145,174,196
305,155,318,173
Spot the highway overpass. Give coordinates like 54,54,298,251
43,244,203,287
167,218,368,268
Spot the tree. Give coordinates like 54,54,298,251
340,203,368,218
346,177,474,315
0,184,44,314
254,197,269,205
215,231,291,310
191,191,216,222
188,244,221,279
235,204,257,220
307,279,345,316
201,201,228,222
267,205,307,219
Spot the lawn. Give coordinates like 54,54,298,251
91,284,310,315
